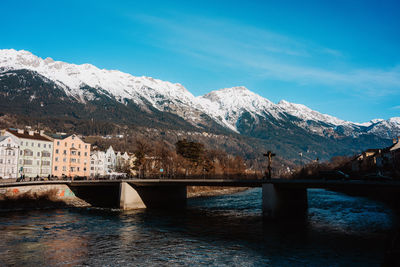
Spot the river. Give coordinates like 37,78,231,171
0,188,396,266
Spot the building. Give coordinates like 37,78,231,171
350,138,400,173
0,135,19,178
46,133,91,177
116,151,130,170
90,150,107,177
3,128,53,178
105,146,117,172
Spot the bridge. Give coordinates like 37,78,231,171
1,178,400,219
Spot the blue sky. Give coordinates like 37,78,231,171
1,0,399,122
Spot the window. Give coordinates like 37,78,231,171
41,161,50,166
57,141,60,146
79,144,81,149
21,141,23,145
63,150,67,155
71,158,77,163
62,166,66,171
23,160,33,165
37,152,40,157
72,143,74,148
71,151,77,156
70,167,75,172
20,151,23,156
78,151,81,156
91,161,94,164
54,166,58,171
65,142,67,147
7,151,11,156
31,142,34,147
42,151,51,157
44,144,46,148
49,144,51,148
77,167,80,171
0,159,3,164
38,143,41,148
36,160,40,165
25,142,28,146
84,167,86,171
55,149,59,154
85,145,87,149
63,158,67,162
84,152,87,156
24,149,33,156
55,157,59,162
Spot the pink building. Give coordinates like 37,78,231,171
46,133,91,177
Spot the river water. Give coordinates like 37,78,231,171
0,189,396,266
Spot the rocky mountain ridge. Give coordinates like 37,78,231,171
0,49,398,160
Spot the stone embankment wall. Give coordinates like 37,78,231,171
0,184,75,199
0,184,89,209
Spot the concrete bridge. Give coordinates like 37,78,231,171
1,178,400,219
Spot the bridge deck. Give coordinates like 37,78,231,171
1,178,400,190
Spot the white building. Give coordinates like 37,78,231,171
105,146,116,172
0,135,19,179
116,151,130,170
3,129,53,178
90,150,106,177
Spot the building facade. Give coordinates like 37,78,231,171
47,134,91,177
116,151,130,170
90,150,107,177
3,129,53,178
105,146,117,172
0,135,19,178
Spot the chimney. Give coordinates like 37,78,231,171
17,129,24,134
28,130,34,136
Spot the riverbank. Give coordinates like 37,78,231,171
187,186,250,198
0,189,90,211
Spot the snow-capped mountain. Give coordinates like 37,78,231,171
0,49,207,125
0,48,399,141
367,117,400,139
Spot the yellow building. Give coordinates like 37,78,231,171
46,133,91,177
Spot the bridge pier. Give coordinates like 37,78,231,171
262,184,308,220
119,182,146,210
121,182,187,210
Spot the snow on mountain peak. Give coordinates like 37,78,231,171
0,48,197,110
277,99,346,126
1,48,399,138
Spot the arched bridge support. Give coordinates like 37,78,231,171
262,184,308,220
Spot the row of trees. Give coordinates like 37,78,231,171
132,138,249,178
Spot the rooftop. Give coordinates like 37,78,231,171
7,128,52,142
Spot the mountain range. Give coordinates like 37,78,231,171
0,49,398,161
